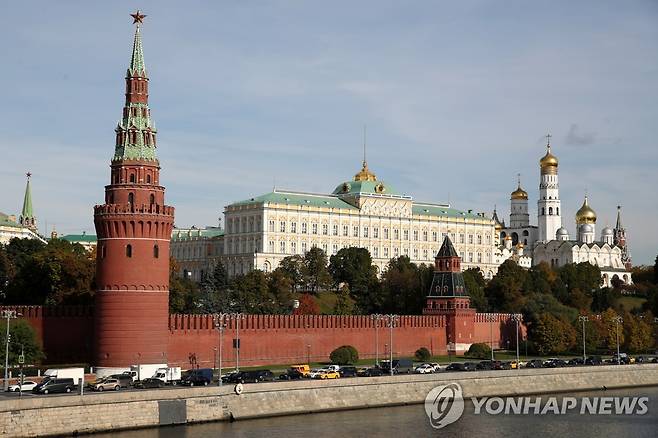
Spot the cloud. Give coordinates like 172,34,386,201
565,123,597,146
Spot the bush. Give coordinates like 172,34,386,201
414,347,431,362
464,342,491,359
330,345,359,365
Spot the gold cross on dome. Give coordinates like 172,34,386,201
131,10,147,25
545,133,552,146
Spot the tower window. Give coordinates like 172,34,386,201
146,174,151,183
549,207,553,215
126,244,132,258
150,194,155,205
128,193,134,205
101,245,107,259
542,207,545,215
153,245,159,258
130,174,136,183
556,207,559,215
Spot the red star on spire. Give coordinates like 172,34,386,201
130,10,147,25
26,172,32,179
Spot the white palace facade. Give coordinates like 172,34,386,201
220,160,498,278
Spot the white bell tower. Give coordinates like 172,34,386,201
537,134,562,242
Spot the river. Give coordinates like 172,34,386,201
98,386,658,437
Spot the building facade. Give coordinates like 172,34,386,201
93,14,175,368
170,226,224,282
222,160,498,279
0,174,45,245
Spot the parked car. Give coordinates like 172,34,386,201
543,358,567,368
339,366,358,378
612,353,631,365
308,368,329,379
414,363,435,374
585,356,603,366
32,378,76,395
325,365,341,372
445,363,467,372
279,369,305,380
476,361,494,371
568,358,584,366
92,378,122,392
525,359,544,369
107,374,133,388
181,368,213,386
240,370,276,383
8,380,38,392
429,363,441,372
290,364,311,377
463,362,478,371
134,378,164,389
508,361,519,369
357,367,383,377
318,370,340,380
221,371,245,384
380,359,414,374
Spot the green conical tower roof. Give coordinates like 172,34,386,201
19,172,36,231
128,25,146,77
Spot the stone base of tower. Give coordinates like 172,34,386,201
94,290,170,367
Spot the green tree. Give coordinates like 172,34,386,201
5,238,46,273
0,320,44,365
381,256,423,314
558,262,601,303
464,342,491,359
268,269,294,312
485,260,529,312
463,268,487,311
329,247,381,313
0,246,15,301
195,261,229,313
601,308,625,351
304,247,331,293
415,347,431,361
591,287,621,312
333,284,354,315
330,345,359,365
278,255,306,293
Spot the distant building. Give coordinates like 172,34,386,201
170,227,224,281
0,174,45,244
60,232,98,252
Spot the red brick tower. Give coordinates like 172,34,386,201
423,236,475,352
93,12,174,367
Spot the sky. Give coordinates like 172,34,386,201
1,1,657,264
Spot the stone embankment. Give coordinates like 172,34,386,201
1,364,657,437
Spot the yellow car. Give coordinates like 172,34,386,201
319,370,340,380
509,361,518,369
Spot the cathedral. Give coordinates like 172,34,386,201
497,136,632,287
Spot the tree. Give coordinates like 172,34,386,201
0,320,44,365
0,246,15,301
329,248,381,313
601,308,625,351
623,313,654,354
330,345,359,365
574,315,603,354
229,270,277,314
464,342,491,359
278,255,306,293
333,284,354,315
195,261,229,313
294,293,320,315
304,247,331,293
415,347,431,362
591,287,621,312
169,258,201,313
381,256,423,314
463,268,487,311
531,313,575,355
654,254,658,284
268,269,294,313
485,260,528,312
558,262,601,301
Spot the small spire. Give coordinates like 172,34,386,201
128,11,147,76
20,172,36,231
363,125,367,167
517,173,522,189
615,205,623,229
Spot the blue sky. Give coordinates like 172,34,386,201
1,1,657,264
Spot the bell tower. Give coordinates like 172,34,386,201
93,11,174,367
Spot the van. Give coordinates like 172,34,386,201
181,368,213,386
290,364,310,377
380,359,414,374
32,378,76,394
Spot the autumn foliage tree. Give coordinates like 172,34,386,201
294,293,320,315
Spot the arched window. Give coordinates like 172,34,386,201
128,193,134,206
130,174,136,183
153,245,159,258
146,174,151,183
542,207,545,215
556,207,559,215
150,194,155,205
126,244,132,258
549,207,553,215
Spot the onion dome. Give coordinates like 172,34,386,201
576,196,597,224
510,174,528,200
539,144,558,175
556,227,569,238
580,223,594,233
602,226,613,236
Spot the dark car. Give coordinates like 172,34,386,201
135,378,164,389
525,359,544,369
32,378,76,395
612,353,630,365
182,368,214,386
585,356,603,366
221,371,245,384
568,358,584,366
108,374,133,388
380,359,414,374
445,363,466,372
279,369,305,380
357,367,383,377
476,361,494,371
463,362,478,371
240,370,275,383
339,366,358,378
544,359,567,368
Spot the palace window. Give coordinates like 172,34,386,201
423,231,428,241
333,224,338,236
301,242,307,253
363,227,369,238
269,220,275,232
269,241,275,252
460,233,464,244
280,221,286,232
322,224,328,235
384,247,389,257
432,231,438,242
280,241,286,253
468,234,473,244
413,248,418,259
477,252,482,263
291,222,297,233
477,234,482,244
312,223,318,234
353,226,359,237
403,230,409,240
301,222,307,234
384,228,389,239
423,249,428,260
373,247,379,258
291,241,297,254
469,252,473,262
394,229,399,240
373,228,379,238
332,244,338,255
394,247,399,257
322,243,328,253
342,225,349,236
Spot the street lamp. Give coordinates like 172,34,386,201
485,314,496,361
511,314,522,367
230,313,246,371
371,314,383,366
578,316,588,363
2,310,21,392
612,316,623,365
213,313,227,386
383,314,399,377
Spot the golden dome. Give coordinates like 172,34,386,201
576,196,597,224
540,145,558,174
511,186,528,200
353,161,377,182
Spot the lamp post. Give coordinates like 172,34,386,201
213,313,227,386
231,313,246,371
306,344,311,365
578,316,588,363
612,316,623,365
371,314,382,366
485,314,496,361
511,314,522,367
384,314,399,377
3,310,21,392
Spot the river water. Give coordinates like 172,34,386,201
100,386,658,438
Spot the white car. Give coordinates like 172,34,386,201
308,368,329,379
326,365,340,372
414,364,434,374
429,363,441,372
8,380,38,392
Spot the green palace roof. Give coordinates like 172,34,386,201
171,227,225,241
230,191,358,210
331,180,403,197
0,212,22,229
61,233,97,243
